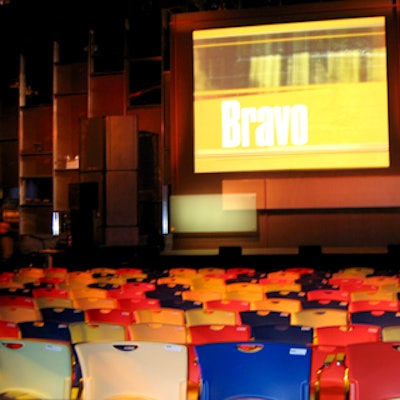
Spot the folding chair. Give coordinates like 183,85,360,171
0,338,73,399
349,310,400,328
0,320,20,338
75,341,188,400
185,308,238,327
40,307,85,324
239,310,291,328
314,324,381,346
346,341,400,399
129,322,188,344
188,324,251,345
19,320,72,342
251,324,313,345
292,309,348,329
0,305,42,323
69,321,128,343
195,341,311,399
134,307,186,325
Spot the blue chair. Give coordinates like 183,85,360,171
195,341,312,400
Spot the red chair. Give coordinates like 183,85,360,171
0,320,21,338
85,308,135,338
348,299,399,313
314,324,381,346
32,287,71,299
307,289,349,302
0,295,37,309
187,324,251,345
346,341,400,399
118,297,160,312
204,299,251,313
310,344,348,400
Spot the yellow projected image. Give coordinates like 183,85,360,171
193,16,389,173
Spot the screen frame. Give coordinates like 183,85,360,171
169,0,400,192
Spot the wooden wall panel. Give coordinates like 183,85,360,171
266,176,400,210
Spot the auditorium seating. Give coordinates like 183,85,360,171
1,263,400,399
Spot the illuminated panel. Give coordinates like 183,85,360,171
193,16,389,173
170,194,257,233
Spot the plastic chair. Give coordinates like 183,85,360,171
349,289,397,302
349,310,400,328
302,299,348,311
35,296,74,309
0,320,20,338
225,282,264,294
18,320,72,342
0,295,37,308
70,287,109,300
0,305,42,323
40,307,85,324
195,341,311,400
169,267,198,278
253,298,303,314
129,322,187,344
75,340,188,400
32,287,71,299
307,289,350,302
160,298,203,310
204,298,251,313
182,289,224,303
134,307,186,325
191,276,226,292
239,310,291,328
85,308,135,325
346,341,400,399
73,296,118,310
311,344,348,400
314,324,381,346
251,324,313,345
69,321,128,343
188,324,251,344
185,308,238,327
118,297,160,312
381,325,400,342
292,309,348,329
0,338,73,399
348,299,399,313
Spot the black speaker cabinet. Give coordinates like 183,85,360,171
69,182,98,211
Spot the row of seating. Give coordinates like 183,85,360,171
1,264,400,398
1,336,400,399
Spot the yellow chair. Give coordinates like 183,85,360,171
182,288,224,303
70,287,109,300
72,297,119,311
0,338,72,399
169,267,198,278
292,309,348,329
134,307,186,325
35,296,74,309
225,282,264,294
253,298,303,314
381,325,400,342
69,321,128,343
129,322,187,344
75,340,188,400
185,308,238,327
0,306,42,323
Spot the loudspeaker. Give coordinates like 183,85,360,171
69,182,98,211
219,246,242,258
298,245,322,256
70,209,97,249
